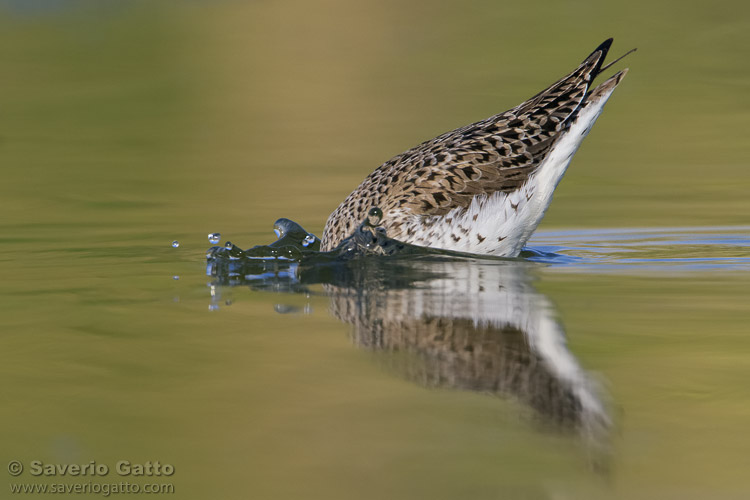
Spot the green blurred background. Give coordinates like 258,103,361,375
1,1,749,499
2,0,748,239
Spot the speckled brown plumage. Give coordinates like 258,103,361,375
321,39,628,253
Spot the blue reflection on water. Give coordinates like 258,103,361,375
527,227,750,271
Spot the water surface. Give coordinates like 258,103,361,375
2,1,750,499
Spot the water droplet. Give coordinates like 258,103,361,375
208,304,220,311
208,233,221,245
172,275,180,280
302,234,316,247
171,240,180,248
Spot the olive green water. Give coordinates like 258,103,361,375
2,1,750,499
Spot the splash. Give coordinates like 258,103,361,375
206,208,438,279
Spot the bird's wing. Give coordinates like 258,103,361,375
382,39,613,216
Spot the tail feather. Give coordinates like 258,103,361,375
586,38,614,82
587,68,629,106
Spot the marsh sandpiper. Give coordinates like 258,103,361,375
321,39,631,256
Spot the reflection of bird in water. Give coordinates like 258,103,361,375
207,219,611,442
322,39,631,256
325,259,609,437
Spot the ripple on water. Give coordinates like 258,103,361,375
206,216,750,281
527,226,750,272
